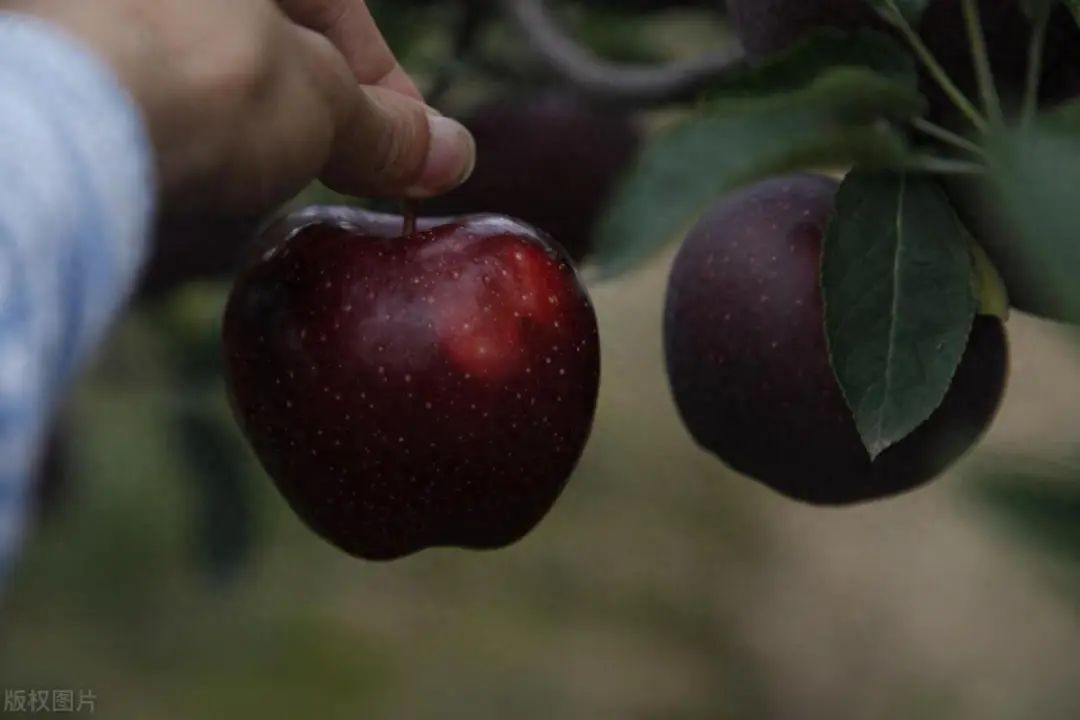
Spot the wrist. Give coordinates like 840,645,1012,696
3,2,170,190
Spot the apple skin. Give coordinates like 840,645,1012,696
223,208,601,559
664,174,1008,504
249,206,457,263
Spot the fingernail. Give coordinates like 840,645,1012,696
405,115,476,198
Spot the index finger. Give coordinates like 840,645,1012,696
276,0,422,99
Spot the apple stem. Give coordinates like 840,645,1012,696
403,200,418,235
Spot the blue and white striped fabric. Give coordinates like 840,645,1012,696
0,15,154,584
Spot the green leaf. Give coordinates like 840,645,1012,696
984,105,1080,322
822,172,977,458
592,69,923,277
863,0,931,25
705,29,918,98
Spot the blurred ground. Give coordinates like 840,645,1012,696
1,247,1079,720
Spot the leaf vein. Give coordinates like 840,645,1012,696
872,174,907,454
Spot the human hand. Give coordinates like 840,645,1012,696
4,0,476,213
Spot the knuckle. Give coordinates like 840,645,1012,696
370,103,428,188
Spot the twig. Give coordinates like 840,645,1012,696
1022,7,1049,125
962,0,1004,126
497,0,743,106
880,2,988,133
911,117,985,158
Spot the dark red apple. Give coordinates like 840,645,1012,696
664,174,1008,504
223,207,601,559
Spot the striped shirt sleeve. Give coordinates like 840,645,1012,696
0,14,155,583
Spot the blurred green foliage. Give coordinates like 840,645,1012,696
975,463,1080,565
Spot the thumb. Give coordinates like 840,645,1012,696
321,85,475,199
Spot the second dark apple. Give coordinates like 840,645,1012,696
664,174,1008,504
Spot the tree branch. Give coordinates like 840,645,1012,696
498,0,743,106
